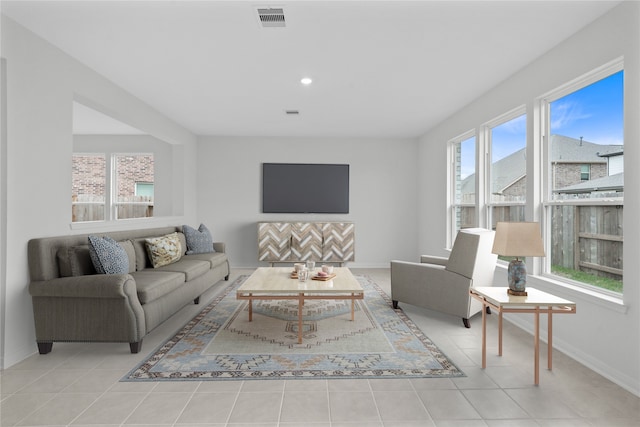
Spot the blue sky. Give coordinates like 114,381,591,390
459,70,623,179
550,70,623,146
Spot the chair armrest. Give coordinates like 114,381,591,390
390,260,474,318
213,242,225,253
29,274,136,299
420,255,448,266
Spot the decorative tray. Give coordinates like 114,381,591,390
312,273,337,281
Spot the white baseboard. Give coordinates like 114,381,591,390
506,315,640,397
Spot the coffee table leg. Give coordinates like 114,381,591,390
351,294,355,321
298,293,303,344
248,294,253,322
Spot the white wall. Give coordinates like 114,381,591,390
0,16,199,368
418,2,640,395
196,136,419,268
0,58,7,375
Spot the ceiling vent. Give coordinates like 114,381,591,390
285,110,299,115
256,7,286,28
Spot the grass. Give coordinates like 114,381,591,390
551,265,623,293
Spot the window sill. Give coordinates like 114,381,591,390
69,216,185,232
493,264,627,314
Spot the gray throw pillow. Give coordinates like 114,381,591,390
88,235,129,274
183,223,215,255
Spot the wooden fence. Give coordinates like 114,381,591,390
550,204,623,280
459,204,623,281
72,195,153,222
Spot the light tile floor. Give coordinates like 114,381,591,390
1,268,639,426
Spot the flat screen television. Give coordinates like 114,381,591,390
262,163,349,213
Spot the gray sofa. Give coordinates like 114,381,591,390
28,226,230,354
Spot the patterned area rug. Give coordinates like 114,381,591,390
123,275,464,381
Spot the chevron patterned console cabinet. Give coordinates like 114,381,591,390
258,222,355,266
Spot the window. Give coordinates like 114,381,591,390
580,164,591,181
544,65,623,294
135,182,154,198
72,154,106,222
72,153,154,222
450,133,476,238
445,61,623,297
113,154,154,220
486,110,527,229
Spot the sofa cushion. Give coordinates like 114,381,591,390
57,240,136,277
119,240,136,274
183,223,215,254
183,252,228,269
177,232,187,255
88,236,129,275
133,232,187,271
145,233,182,268
132,238,150,271
155,259,211,281
57,245,95,277
130,270,185,304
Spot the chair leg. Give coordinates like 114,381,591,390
462,318,471,328
392,300,399,309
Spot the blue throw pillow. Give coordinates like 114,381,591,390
87,235,129,275
183,223,215,255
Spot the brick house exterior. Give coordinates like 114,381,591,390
553,163,608,190
72,154,154,199
71,154,106,200
460,135,623,199
114,155,154,198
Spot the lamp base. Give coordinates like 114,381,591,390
507,258,528,295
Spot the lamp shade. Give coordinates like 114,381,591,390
491,222,545,257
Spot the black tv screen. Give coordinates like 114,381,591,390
262,163,349,213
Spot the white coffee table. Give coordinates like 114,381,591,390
236,267,364,343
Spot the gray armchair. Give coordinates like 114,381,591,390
390,228,497,328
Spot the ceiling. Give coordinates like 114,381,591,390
1,1,622,138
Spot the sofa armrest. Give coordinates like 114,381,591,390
213,242,225,253
29,274,136,299
29,274,146,345
420,255,448,266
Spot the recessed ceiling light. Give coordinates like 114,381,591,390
300,77,312,85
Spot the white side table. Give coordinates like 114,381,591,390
470,287,576,385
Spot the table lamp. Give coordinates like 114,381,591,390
491,222,545,296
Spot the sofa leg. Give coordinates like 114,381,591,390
37,342,53,354
225,274,229,281
462,318,471,328
392,300,399,309
194,296,200,304
130,340,143,354
486,306,491,315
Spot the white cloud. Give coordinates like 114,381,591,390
551,100,592,130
